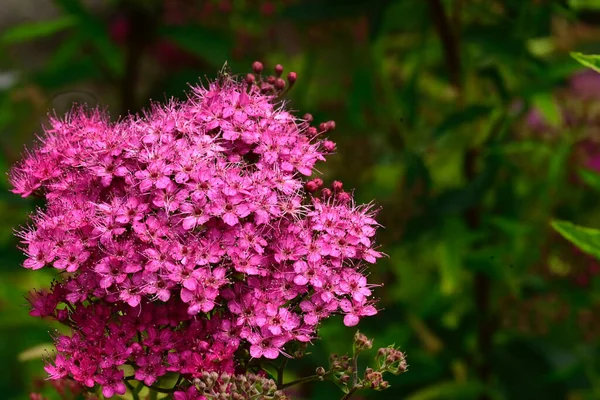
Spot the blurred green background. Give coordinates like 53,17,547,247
3,0,600,399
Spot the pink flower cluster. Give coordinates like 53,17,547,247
12,71,382,397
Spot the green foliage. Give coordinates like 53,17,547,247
552,220,600,260
571,52,600,74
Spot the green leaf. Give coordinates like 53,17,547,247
433,105,493,139
0,17,77,44
551,220,600,259
158,25,232,68
570,52,600,74
530,92,562,128
577,168,600,191
569,0,600,10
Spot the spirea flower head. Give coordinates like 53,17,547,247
11,62,384,398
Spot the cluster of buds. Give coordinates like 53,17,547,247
322,332,407,396
375,346,408,375
353,330,374,354
363,368,388,391
175,372,289,400
305,179,351,203
245,61,298,97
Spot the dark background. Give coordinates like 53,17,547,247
2,0,600,399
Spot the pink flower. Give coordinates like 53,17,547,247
11,65,385,388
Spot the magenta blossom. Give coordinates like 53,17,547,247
11,66,384,397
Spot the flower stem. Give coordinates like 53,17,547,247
124,381,140,400
280,373,325,390
277,358,289,387
341,387,358,400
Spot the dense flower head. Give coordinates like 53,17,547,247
11,65,383,397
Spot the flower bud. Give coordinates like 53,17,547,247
306,181,319,193
287,72,297,86
307,127,318,137
336,192,352,204
275,64,284,77
316,366,326,376
275,78,286,91
252,61,264,74
303,113,313,123
331,180,343,193
267,76,276,84
322,140,336,152
245,73,255,85
327,120,336,131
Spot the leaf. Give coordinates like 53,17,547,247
433,105,493,139
570,52,600,74
0,17,77,44
577,168,600,191
569,0,600,10
437,218,467,295
531,92,562,128
18,343,54,362
551,220,600,259
158,25,232,68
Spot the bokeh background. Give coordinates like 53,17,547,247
2,0,600,399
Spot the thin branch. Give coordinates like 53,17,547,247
277,358,289,387
427,0,462,92
124,380,140,400
280,373,326,390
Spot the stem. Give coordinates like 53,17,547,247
427,0,462,93
124,381,140,400
280,373,327,390
277,358,289,387
341,387,358,400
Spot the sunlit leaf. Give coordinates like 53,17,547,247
570,52,600,74
551,220,600,259
531,92,562,128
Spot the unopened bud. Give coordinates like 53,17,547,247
306,181,319,193
332,180,343,192
267,75,276,84
327,120,336,131
307,126,318,137
275,78,286,91
340,374,350,384
287,72,297,85
322,140,336,152
252,61,264,74
316,366,326,376
303,113,313,123
275,64,284,77
245,73,255,85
